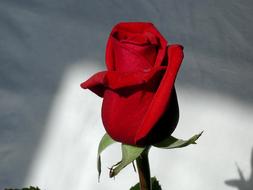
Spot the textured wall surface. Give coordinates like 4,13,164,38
0,0,252,189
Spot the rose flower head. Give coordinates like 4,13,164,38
81,22,184,146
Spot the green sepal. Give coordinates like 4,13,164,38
97,133,116,180
109,144,146,178
153,131,203,149
130,177,162,190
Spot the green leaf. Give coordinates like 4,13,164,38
97,133,116,180
130,177,162,190
109,144,146,177
153,131,203,149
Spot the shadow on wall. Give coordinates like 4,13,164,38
0,0,253,188
225,148,253,190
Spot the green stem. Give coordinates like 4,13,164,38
136,148,151,190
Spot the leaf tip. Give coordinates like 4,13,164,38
109,168,115,178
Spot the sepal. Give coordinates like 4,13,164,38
109,144,146,177
97,133,116,180
153,131,203,149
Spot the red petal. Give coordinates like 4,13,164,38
134,44,184,144
80,71,107,97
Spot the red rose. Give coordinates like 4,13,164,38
81,22,184,145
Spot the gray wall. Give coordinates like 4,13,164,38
0,0,252,189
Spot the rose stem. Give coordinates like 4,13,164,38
136,148,152,190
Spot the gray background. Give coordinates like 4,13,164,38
0,0,252,189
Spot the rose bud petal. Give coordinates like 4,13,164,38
81,22,184,146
